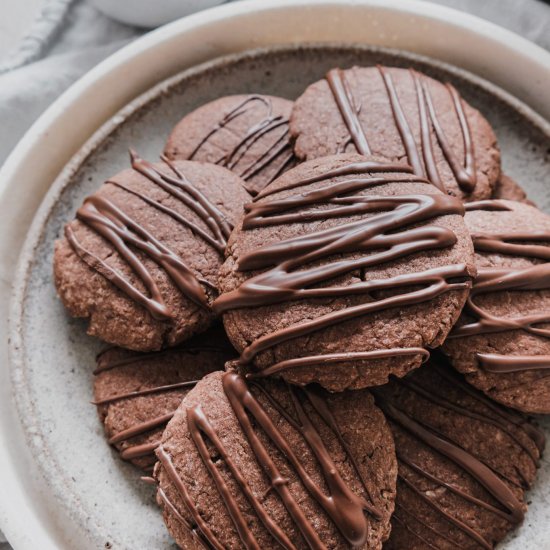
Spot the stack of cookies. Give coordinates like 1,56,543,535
53,66,549,549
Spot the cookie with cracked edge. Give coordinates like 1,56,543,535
93,326,235,470
290,66,500,202
443,199,550,413
214,153,476,391
54,152,251,351
164,94,297,196
492,173,535,205
154,368,397,549
373,354,544,550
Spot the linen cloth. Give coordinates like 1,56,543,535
0,0,549,547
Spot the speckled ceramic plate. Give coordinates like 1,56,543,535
6,40,550,550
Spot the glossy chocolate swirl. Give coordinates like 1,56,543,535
449,200,550,373
214,159,472,376
374,358,543,550
157,371,384,549
187,95,295,194
325,67,477,194
66,151,231,321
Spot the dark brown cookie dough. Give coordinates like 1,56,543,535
164,94,296,196
154,369,397,549
54,153,251,351
492,173,535,205
93,326,235,470
215,154,476,391
290,66,500,202
443,199,550,413
374,355,544,550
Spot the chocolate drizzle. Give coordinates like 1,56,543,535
213,160,471,373
94,343,228,465
157,371,382,549
325,67,477,194
450,200,550,374
373,360,542,549
66,151,232,321
188,95,295,194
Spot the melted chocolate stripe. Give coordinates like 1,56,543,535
157,487,211,550
399,474,492,549
395,502,464,548
135,153,232,241
93,380,198,406
188,95,294,189
378,66,423,177
121,441,160,460
422,80,476,192
67,150,239,319
411,70,444,192
450,264,550,339
392,511,446,550
254,160,415,200
398,453,514,522
107,180,225,253
374,394,525,524
465,200,512,212
477,354,550,373
214,159,471,371
246,348,429,378
223,372,375,548
432,359,545,453
109,412,174,444
326,68,371,155
65,225,171,321
77,195,209,309
186,404,295,550
251,381,380,520
94,345,227,374
325,67,477,193
237,266,469,365
225,117,288,172
451,200,550,374
157,446,226,550
394,376,540,465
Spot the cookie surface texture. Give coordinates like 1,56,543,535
216,154,476,390
155,369,397,549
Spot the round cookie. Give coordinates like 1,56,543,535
164,94,297,196
290,66,500,202
93,326,235,470
443,199,550,413
492,173,535,205
54,152,251,351
215,154,476,391
373,355,543,550
154,369,397,549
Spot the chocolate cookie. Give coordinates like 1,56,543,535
290,66,500,201
492,173,534,205
164,94,296,196
154,369,397,549
443,199,550,413
54,152,251,351
93,327,234,470
215,154,476,391
373,355,544,550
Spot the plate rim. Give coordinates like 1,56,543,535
2,0,550,547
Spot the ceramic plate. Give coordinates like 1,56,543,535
2,2,550,549
9,43,550,549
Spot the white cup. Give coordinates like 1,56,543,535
91,0,226,28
